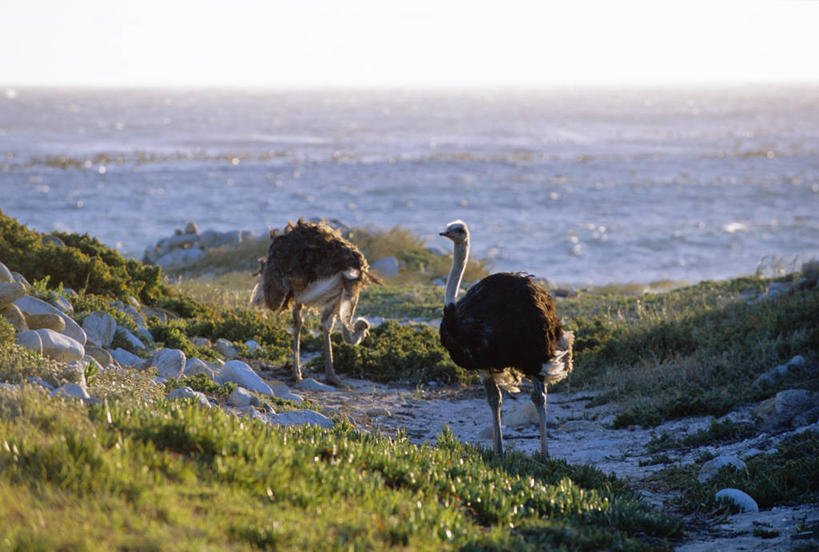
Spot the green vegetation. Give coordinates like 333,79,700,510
651,431,819,514
0,209,166,303
0,389,681,550
563,276,819,427
647,420,758,453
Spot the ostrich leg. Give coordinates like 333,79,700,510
320,309,345,387
483,376,504,456
531,377,550,458
291,303,304,382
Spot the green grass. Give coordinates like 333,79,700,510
650,431,819,515
0,387,681,550
646,420,759,453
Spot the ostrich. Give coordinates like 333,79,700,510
438,220,574,458
250,219,382,386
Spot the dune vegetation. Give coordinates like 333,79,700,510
1,208,817,549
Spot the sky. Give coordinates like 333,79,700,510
2,0,818,88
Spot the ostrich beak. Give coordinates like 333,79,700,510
439,230,453,238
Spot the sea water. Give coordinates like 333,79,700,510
1,86,817,286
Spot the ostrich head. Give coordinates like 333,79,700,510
439,220,469,244
341,317,370,345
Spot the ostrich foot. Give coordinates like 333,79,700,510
325,373,350,389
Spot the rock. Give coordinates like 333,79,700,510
167,386,211,408
775,389,817,427
155,247,205,269
24,312,66,333
111,347,144,368
51,383,91,401
64,360,88,387
191,337,211,348
46,292,73,314
82,311,117,347
184,221,199,234
215,338,239,359
268,410,334,429
218,360,273,395
698,455,747,483
14,330,42,354
156,233,200,256
503,401,559,429
244,340,262,353
0,303,28,332
371,256,400,277
184,357,216,379
115,326,146,351
85,345,113,367
233,406,269,423
366,407,392,417
35,328,84,362
270,383,304,403
752,355,815,388
0,261,13,283
141,306,175,324
135,327,153,344
571,450,609,465
41,235,65,248
560,420,598,432
14,295,87,346
294,378,340,393
792,406,819,428
151,348,186,379
27,376,54,391
431,278,446,287
11,272,31,290
715,488,759,513
229,386,254,407
116,305,147,329
0,281,26,308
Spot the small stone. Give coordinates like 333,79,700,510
35,328,84,362
82,311,117,347
215,338,239,359
111,347,144,368
698,455,747,483
229,386,254,407
267,410,334,429
294,378,339,393
0,303,28,332
151,348,186,379
51,383,91,401
218,360,272,395
15,330,42,354
715,488,759,513
14,295,87,346
184,357,216,379
270,383,304,403
244,340,262,353
85,345,113,367
24,312,66,333
0,261,13,283
167,386,211,408
0,281,26,309
115,326,146,351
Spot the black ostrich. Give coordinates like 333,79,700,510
438,220,574,458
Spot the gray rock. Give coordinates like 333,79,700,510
27,376,54,391
571,450,609,465
11,272,31,290
64,360,88,386
371,256,400,277
184,221,199,235
775,389,817,427
198,229,240,250
191,337,211,348
232,406,270,423
503,400,560,429
0,281,26,309
431,278,446,287
167,386,211,408
156,247,205,269
0,303,28,332
157,232,200,257
46,292,73,314
35,328,85,362
111,347,144,368
151,348,186,379
15,329,43,355
752,355,815,388
0,261,13,283
82,311,117,347
244,340,262,353
715,488,759,513
270,383,304,403
51,383,91,401
218,360,273,395
229,386,254,407
698,455,747,483
294,378,340,393
184,357,216,379
268,410,334,429
215,338,239,359
115,326,146,351
85,345,113,367
14,295,87,346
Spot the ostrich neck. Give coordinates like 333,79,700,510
445,240,469,306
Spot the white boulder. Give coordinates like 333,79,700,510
14,330,42,354
218,360,272,395
167,386,211,408
229,386,254,408
151,348,186,379
715,488,759,513
698,455,747,483
51,383,91,401
82,311,118,347
0,281,26,309
14,295,87,346
35,328,84,362
184,357,216,379
111,347,144,368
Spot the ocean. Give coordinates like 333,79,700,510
1,86,817,286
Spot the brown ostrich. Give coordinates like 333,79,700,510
250,219,382,386
438,220,574,458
